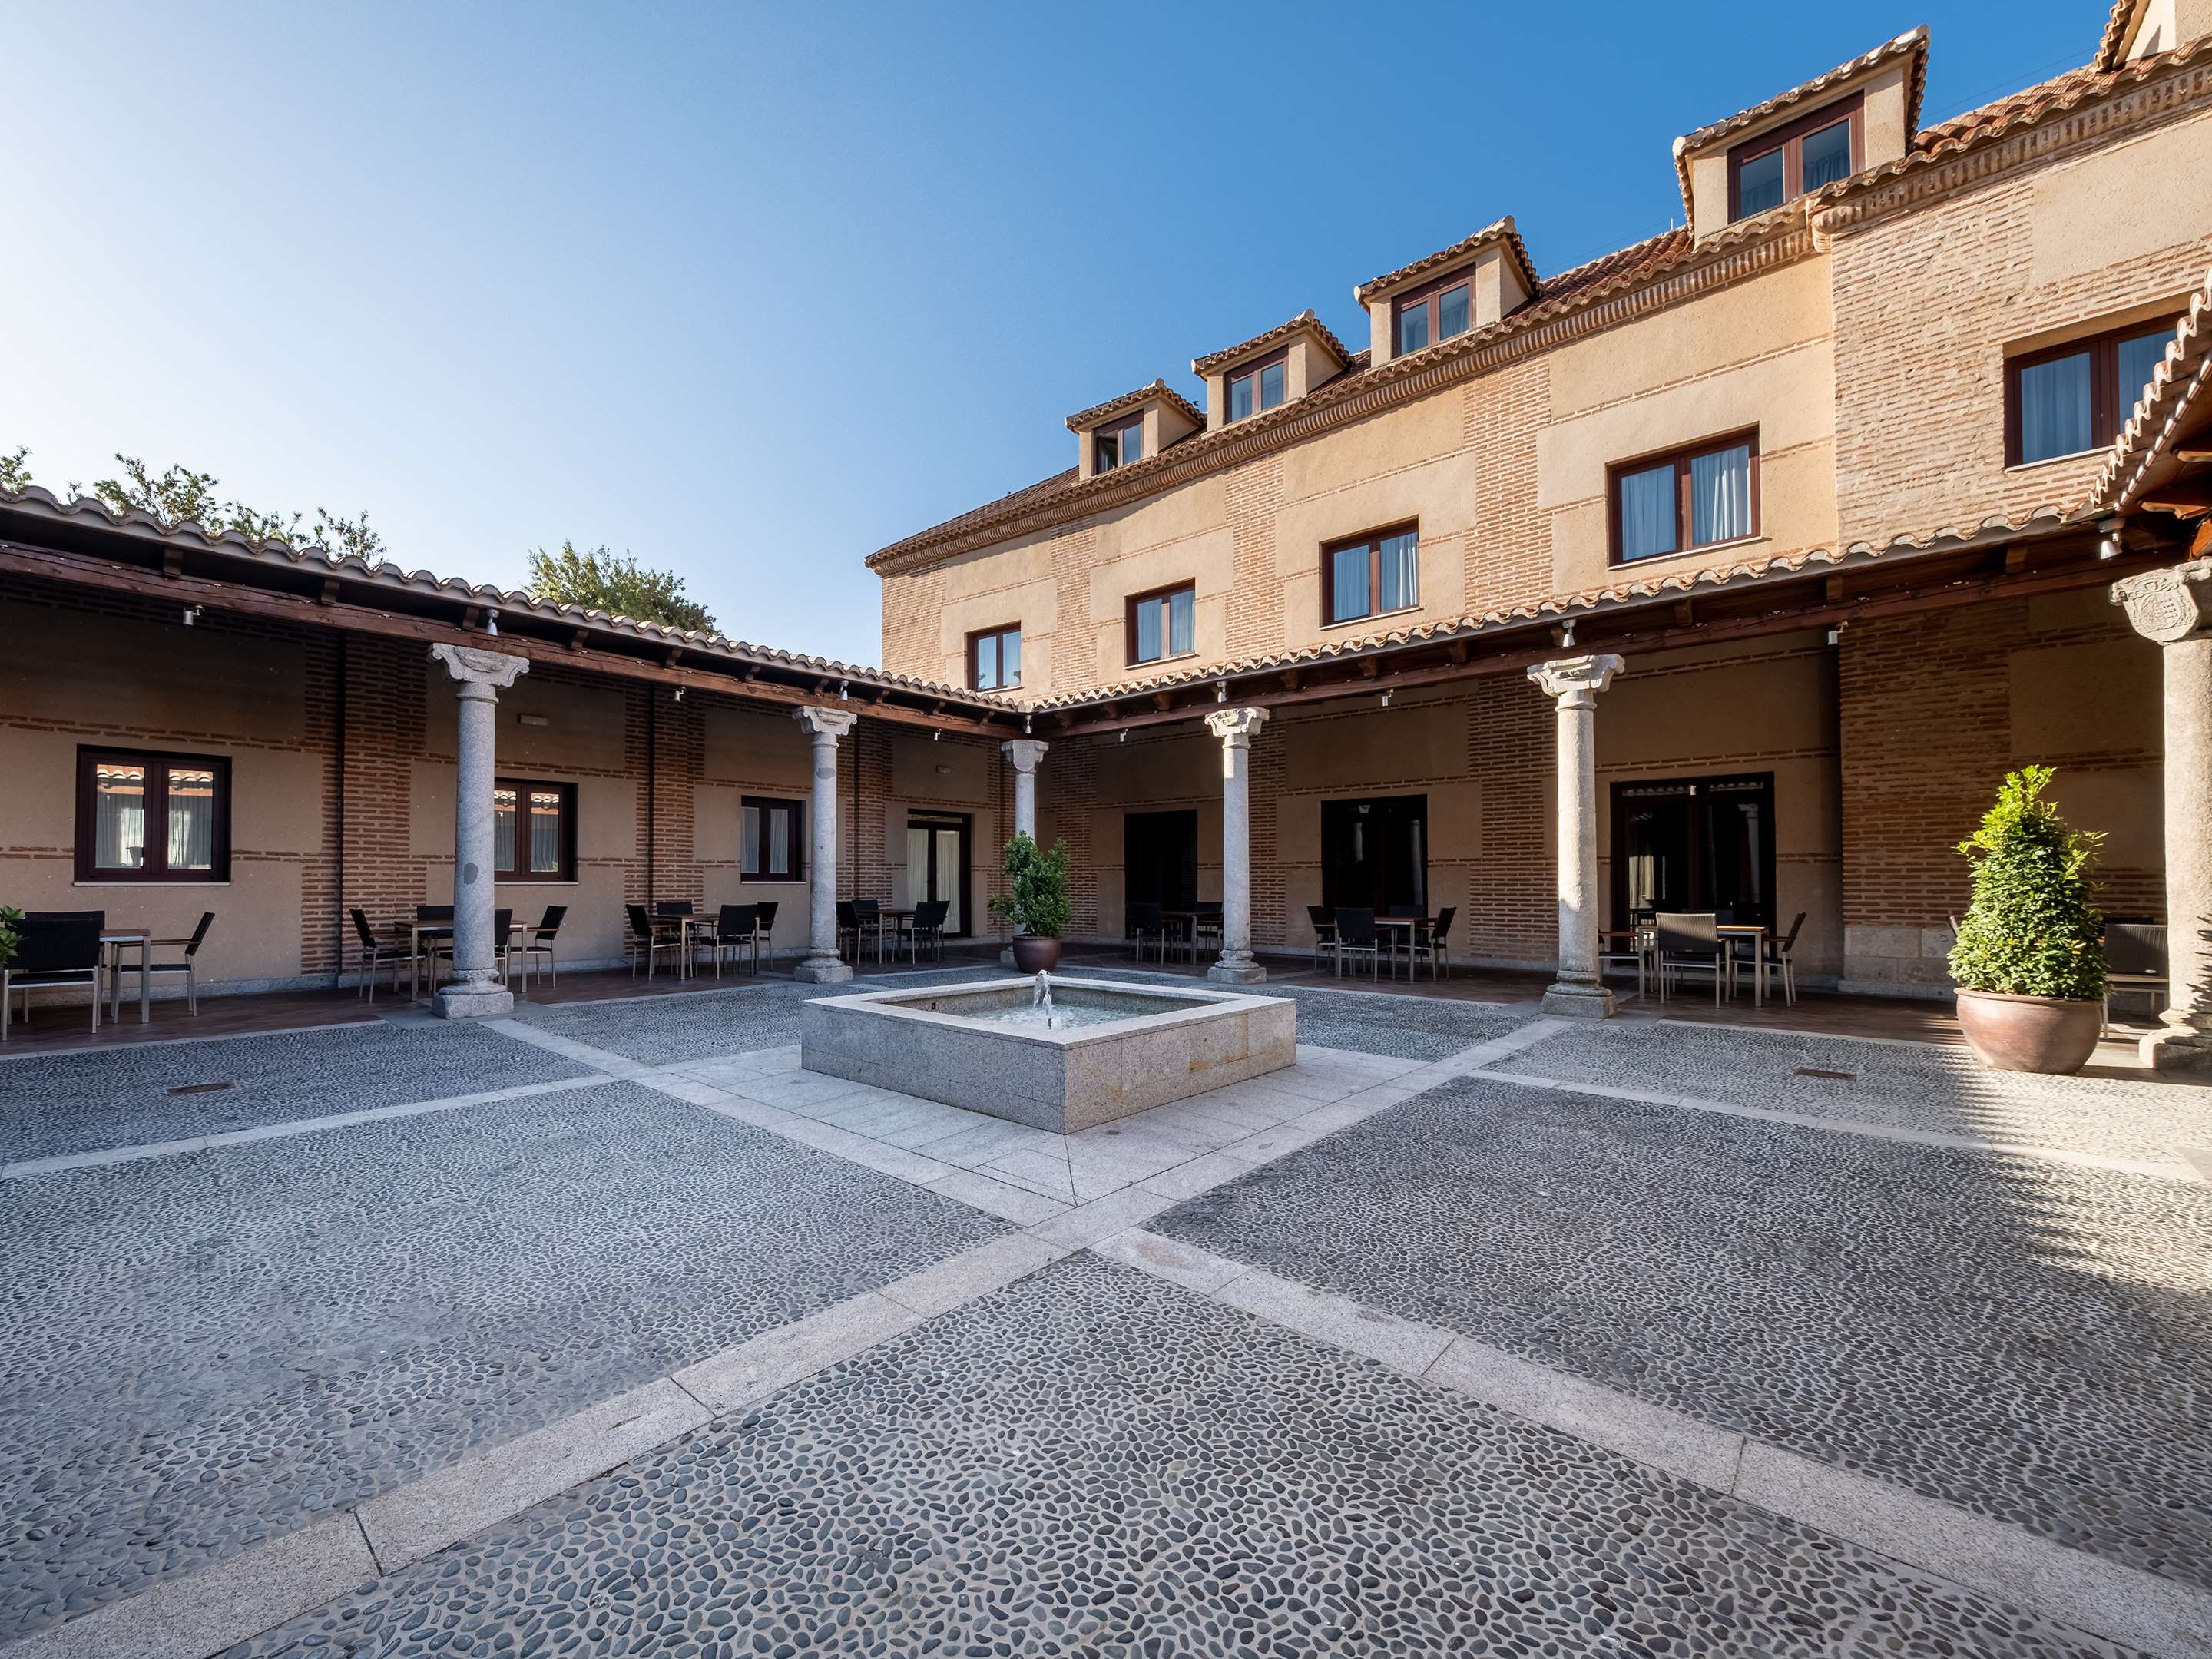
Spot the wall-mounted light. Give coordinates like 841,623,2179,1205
838,680,850,700
2097,518,2123,561
673,685,685,702
1381,690,1392,707
1024,714,1032,733
518,713,550,727
932,728,941,743
485,611,500,637
1214,680,1227,704
181,605,200,627
1118,729,1127,743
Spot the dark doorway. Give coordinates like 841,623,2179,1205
1611,773,1775,930
1124,810,1199,923
906,812,972,936
1320,796,1429,914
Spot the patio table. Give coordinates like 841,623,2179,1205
100,929,152,1024
1719,924,1770,1008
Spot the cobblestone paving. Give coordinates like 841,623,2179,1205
0,1083,1009,1644
224,1255,2118,1659
509,982,833,1064
0,1020,591,1163
1493,1018,2212,1164
1061,968,1537,1059
1153,1073,2212,1594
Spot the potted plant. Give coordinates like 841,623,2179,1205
0,907,19,980
1949,766,2108,1075
991,832,1070,973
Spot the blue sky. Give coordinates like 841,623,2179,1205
4,1,2108,664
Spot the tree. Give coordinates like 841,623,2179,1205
0,446,30,494
1948,766,2107,1001
80,452,385,557
527,541,715,632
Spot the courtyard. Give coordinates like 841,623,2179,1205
1,963,2206,1659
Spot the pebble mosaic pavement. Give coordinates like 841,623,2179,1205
220,1255,2119,1659
1058,967,1540,1059
0,1082,1010,1644
1151,1072,2212,1593
0,1020,592,1164
1489,1018,2212,1164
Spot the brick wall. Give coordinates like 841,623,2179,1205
1224,456,1284,659
1461,357,1548,618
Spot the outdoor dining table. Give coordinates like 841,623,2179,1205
100,929,152,1024
1604,922,1770,1006
398,918,530,1000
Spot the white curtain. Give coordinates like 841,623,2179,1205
1379,531,1418,611
1332,545,1369,620
1136,601,1162,661
2118,329,2174,425
167,767,215,870
1690,445,1752,545
906,826,929,912
935,832,962,932
528,791,561,874
2018,353,2091,462
492,788,516,873
96,764,146,868
1167,588,1194,656
1617,464,1676,561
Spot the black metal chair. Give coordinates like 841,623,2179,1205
4,912,105,1038
1598,921,1651,998
1655,912,1728,1004
836,900,866,963
626,902,681,977
753,900,780,965
710,904,760,977
414,902,455,990
349,908,406,1000
137,911,216,1015
1764,912,1807,1007
1408,906,1456,980
1127,902,1169,964
491,909,515,985
2105,920,2169,1028
907,899,950,962
656,899,694,918
518,905,567,988
1333,906,1382,982
1192,900,1224,964
1306,905,1337,970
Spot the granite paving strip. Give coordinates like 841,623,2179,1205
1149,1071,2212,1598
220,1255,2131,1659
0,1082,1012,1647
0,1019,592,1164
1485,1015,2212,1167
1102,1229,2212,1659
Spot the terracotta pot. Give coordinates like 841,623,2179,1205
1954,988,2104,1075
1011,935,1062,974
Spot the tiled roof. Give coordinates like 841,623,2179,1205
1025,504,2077,712
1190,310,1356,376
0,484,1003,707
1065,379,1204,434
1672,28,1929,218
2085,266,2212,515
1352,217,1540,306
2096,0,2144,71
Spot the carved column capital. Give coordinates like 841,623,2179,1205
1204,706,1270,747
1001,738,1050,773
429,643,530,691
2113,558,2212,644
793,705,859,741
1526,653,1625,708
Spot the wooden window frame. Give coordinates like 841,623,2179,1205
1727,93,1863,221
2004,313,2184,465
965,622,1022,691
75,746,233,883
1606,427,1762,566
1320,522,1422,628
1093,413,1144,473
1224,348,1289,422
1124,581,1197,667
1392,270,1475,356
741,793,806,883
492,777,578,882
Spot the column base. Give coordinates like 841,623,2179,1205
2141,1024,2212,1074
998,947,1016,968
1207,958,1268,986
432,984,515,1019
793,955,855,985
1541,980,1616,1018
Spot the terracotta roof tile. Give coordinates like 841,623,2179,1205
2085,266,2212,515
2096,0,2143,71
1190,310,1356,376
1352,217,1540,305
1065,378,1204,434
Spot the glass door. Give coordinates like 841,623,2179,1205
1611,773,1773,929
906,813,971,935
1320,795,1429,913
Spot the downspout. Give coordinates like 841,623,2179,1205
646,689,657,906
334,632,347,987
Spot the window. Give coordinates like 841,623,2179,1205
1611,773,1774,932
1323,523,1420,625
967,624,1022,690
75,747,230,882
1394,273,1474,356
1608,430,1760,564
2007,316,2181,465
1094,416,1142,472
1728,95,1861,221
742,796,805,881
492,779,575,881
1225,351,1287,422
1320,796,1428,915
1126,583,1197,665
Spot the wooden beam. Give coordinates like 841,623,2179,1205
0,543,1011,737
317,576,340,606
2002,546,2028,574
2140,478,2212,518
1672,598,1696,626
2174,446,2212,464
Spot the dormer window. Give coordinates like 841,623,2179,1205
1393,275,1473,356
1094,416,1143,472
1728,95,1860,220
1227,352,1287,422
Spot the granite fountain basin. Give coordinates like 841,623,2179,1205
798,975,1297,1132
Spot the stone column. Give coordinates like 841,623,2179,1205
1527,654,1626,1018
429,643,530,1019
999,740,1049,965
793,706,859,984
2114,558,2212,1072
1205,707,1270,985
